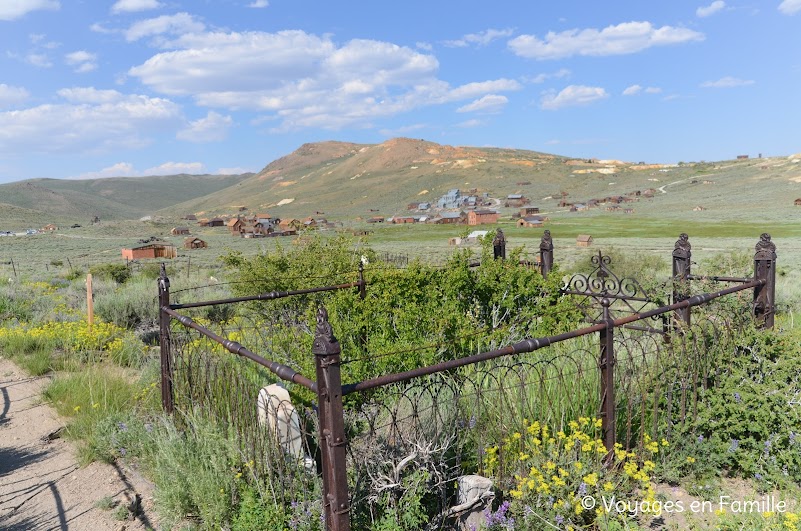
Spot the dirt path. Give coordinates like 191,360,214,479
0,358,159,531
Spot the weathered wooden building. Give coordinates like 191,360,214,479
121,242,177,260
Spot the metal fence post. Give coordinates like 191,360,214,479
599,299,616,452
158,263,174,414
357,261,367,351
753,233,777,329
313,306,351,531
672,233,692,328
493,229,506,260
539,229,553,278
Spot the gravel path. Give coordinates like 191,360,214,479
0,358,159,531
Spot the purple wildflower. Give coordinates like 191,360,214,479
118,422,128,432
577,482,587,497
733,392,741,403
729,439,739,452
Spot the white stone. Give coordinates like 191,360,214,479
257,384,304,461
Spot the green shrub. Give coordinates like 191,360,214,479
660,326,801,489
94,276,158,330
90,263,131,284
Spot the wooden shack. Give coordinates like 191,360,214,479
576,234,593,247
517,216,544,228
121,242,177,260
170,227,190,235
184,237,207,249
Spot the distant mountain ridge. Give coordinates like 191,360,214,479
0,173,251,223
1,139,798,225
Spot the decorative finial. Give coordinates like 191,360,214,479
673,233,691,259
312,306,340,355
755,233,776,260
540,229,553,251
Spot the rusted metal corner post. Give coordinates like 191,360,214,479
493,229,506,260
357,260,367,301
753,233,777,329
158,263,174,414
539,229,554,278
599,299,616,453
357,261,367,351
672,233,692,329
313,306,351,531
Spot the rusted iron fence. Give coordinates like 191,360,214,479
158,233,776,531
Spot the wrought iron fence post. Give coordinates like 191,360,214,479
672,233,692,329
158,263,174,414
358,261,367,350
493,229,506,260
753,233,777,329
313,306,351,531
599,298,615,452
539,229,553,278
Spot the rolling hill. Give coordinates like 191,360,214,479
0,173,251,224
2,138,800,228
162,138,801,226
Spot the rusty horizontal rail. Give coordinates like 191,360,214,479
687,274,753,283
169,281,365,309
342,278,763,395
561,290,651,303
162,307,317,392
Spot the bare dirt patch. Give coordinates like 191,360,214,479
0,358,158,531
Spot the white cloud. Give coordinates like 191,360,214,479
779,0,801,14
446,79,521,100
540,85,609,110
111,0,162,14
217,166,253,175
0,91,181,155
26,53,53,68
143,161,204,175
509,21,704,60
529,68,571,84
444,28,514,48
125,12,205,42
247,0,269,7
65,50,98,73
0,0,59,21
456,94,508,114
456,119,484,128
0,84,30,108
177,111,233,142
57,87,125,103
128,29,521,131
378,123,426,136
623,84,662,95
697,1,726,17
74,160,215,179
73,162,137,179
623,84,642,96
700,76,755,87
416,41,433,51
90,23,116,34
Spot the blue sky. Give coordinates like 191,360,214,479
0,0,799,184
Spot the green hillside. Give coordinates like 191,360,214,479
0,173,251,224
160,138,801,228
